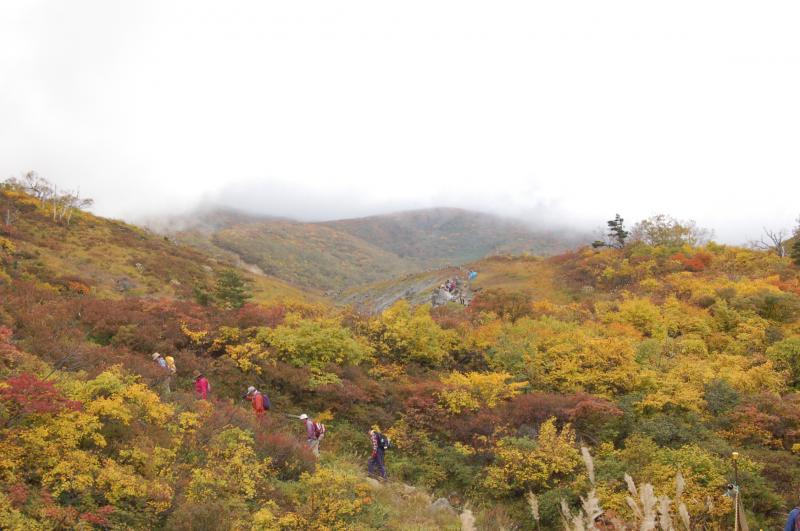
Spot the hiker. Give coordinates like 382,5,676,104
784,504,800,531
165,355,177,375
368,428,389,480
194,371,210,400
300,413,325,457
469,270,477,281
244,386,270,416
152,352,168,370
152,352,171,393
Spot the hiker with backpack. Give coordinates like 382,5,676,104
368,427,390,480
152,352,171,393
784,505,800,531
244,386,270,416
194,371,210,400
152,352,167,370
299,413,325,457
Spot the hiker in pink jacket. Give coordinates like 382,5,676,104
194,371,210,400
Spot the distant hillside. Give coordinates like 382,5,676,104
323,208,575,265
163,207,586,291
209,221,414,290
0,188,311,304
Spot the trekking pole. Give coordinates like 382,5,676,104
42,352,75,381
731,451,750,531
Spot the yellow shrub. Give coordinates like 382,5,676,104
439,371,527,414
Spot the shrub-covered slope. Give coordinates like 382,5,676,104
0,188,311,304
3,187,800,530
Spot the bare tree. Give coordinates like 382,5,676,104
752,227,788,257
60,190,94,225
19,171,54,205
2,172,93,225
2,202,18,227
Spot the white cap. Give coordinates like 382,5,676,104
151,352,161,360
247,386,256,394
299,414,308,420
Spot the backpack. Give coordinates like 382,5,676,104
165,356,176,374
376,432,391,451
794,508,800,531
313,422,326,439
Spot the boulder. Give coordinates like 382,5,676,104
431,497,455,513
431,288,453,307
365,477,383,489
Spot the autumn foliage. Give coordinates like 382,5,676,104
2,187,800,528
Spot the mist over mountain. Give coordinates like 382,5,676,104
154,206,588,291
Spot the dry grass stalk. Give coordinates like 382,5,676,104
527,491,540,523
657,496,674,531
675,472,685,500
678,503,690,530
560,451,694,531
625,473,639,500
582,489,604,524
640,483,657,531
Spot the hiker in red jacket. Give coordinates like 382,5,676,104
194,371,210,400
300,413,324,457
244,386,269,416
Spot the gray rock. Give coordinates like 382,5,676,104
115,277,136,292
400,483,417,495
431,288,454,307
365,477,383,489
431,497,455,513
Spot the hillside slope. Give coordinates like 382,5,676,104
210,221,415,290
0,189,312,304
323,207,577,265
164,207,586,291
5,186,800,529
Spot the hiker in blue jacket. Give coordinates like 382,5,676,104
785,506,800,531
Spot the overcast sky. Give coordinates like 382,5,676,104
1,1,799,243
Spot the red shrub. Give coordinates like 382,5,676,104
469,289,532,322
430,304,471,329
502,392,622,434
0,325,12,343
229,303,286,329
6,483,28,507
0,373,82,416
670,251,713,272
255,431,316,480
80,506,114,526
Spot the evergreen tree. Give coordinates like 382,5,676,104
593,214,629,249
793,216,800,266
792,238,800,266
193,285,212,306
607,214,628,248
215,269,252,309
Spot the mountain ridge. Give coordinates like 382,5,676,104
158,206,588,291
